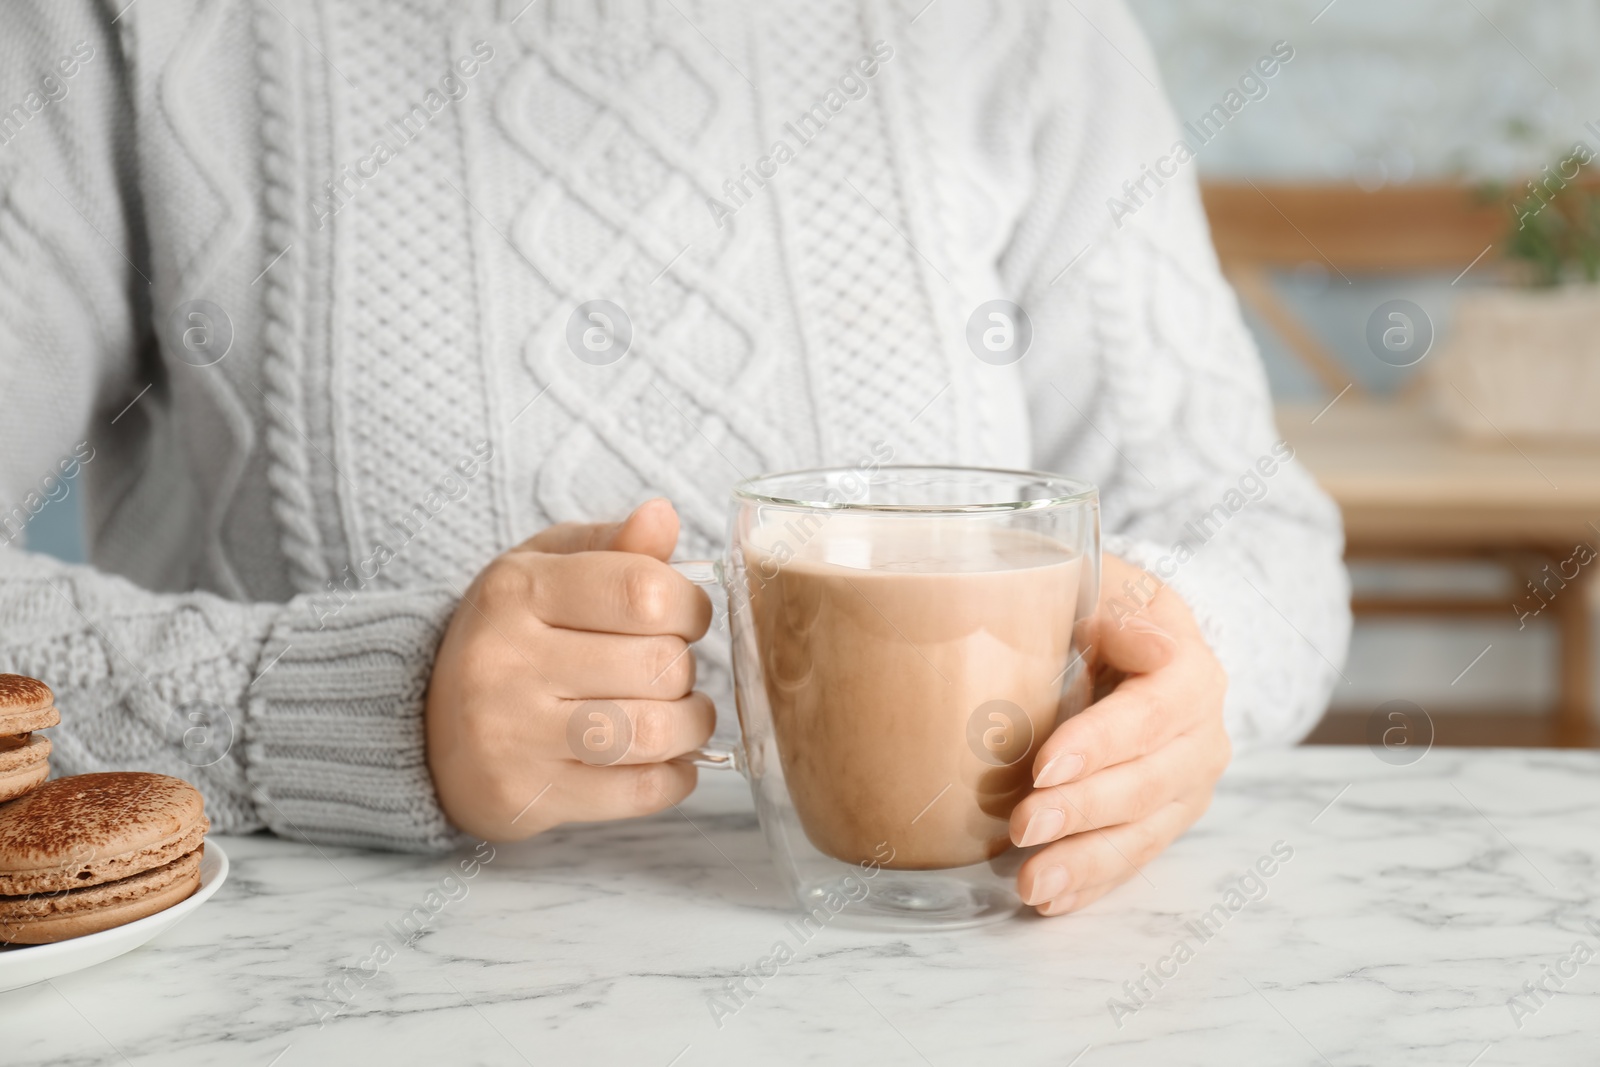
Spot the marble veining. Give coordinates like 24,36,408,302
2,747,1597,1066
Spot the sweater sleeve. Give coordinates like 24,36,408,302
1008,1,1352,748
0,0,462,851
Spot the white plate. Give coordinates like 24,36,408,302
0,841,228,994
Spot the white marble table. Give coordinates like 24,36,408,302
3,747,1597,1066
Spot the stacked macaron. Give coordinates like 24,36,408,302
0,674,211,944
0,674,58,803
0,772,210,944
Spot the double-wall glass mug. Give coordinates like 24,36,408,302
669,465,1100,929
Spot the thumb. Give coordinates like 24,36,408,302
1092,602,1179,676
518,498,681,561
605,497,681,560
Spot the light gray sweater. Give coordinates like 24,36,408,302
0,0,1349,851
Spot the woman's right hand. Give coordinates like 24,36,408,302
425,499,715,840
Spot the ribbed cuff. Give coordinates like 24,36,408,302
245,586,464,853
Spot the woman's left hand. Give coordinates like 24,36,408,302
1011,553,1231,915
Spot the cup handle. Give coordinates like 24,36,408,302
669,559,745,775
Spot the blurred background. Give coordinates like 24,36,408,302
1129,0,1600,747
18,0,1600,748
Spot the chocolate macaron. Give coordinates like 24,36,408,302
0,772,209,944
0,674,58,803
0,734,51,804
0,674,60,737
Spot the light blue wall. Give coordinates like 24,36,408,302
19,473,86,564
1127,0,1600,183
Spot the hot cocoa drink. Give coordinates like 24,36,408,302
747,516,1081,870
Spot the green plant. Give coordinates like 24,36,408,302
1484,148,1600,287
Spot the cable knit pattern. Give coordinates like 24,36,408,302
505,13,784,537
0,0,1349,852
762,1,955,462
255,0,331,593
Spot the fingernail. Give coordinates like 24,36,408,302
1018,807,1065,848
1038,891,1079,916
1122,614,1176,645
1035,752,1085,788
1026,865,1067,906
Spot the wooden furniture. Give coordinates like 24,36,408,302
1202,181,1508,394
1202,180,1599,746
1277,399,1599,745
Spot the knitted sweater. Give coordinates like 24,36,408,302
0,0,1350,852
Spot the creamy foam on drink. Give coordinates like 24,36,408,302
746,514,1081,870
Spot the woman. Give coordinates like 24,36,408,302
0,0,1348,915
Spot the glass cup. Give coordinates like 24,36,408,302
676,465,1099,930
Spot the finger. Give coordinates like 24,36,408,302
1012,726,1227,846
504,551,711,639
1033,877,1117,918
558,693,716,765
548,760,699,825
1019,789,1213,913
532,629,698,699
519,498,680,560
1031,661,1215,787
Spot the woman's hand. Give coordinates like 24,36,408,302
425,499,714,841
1010,554,1231,915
